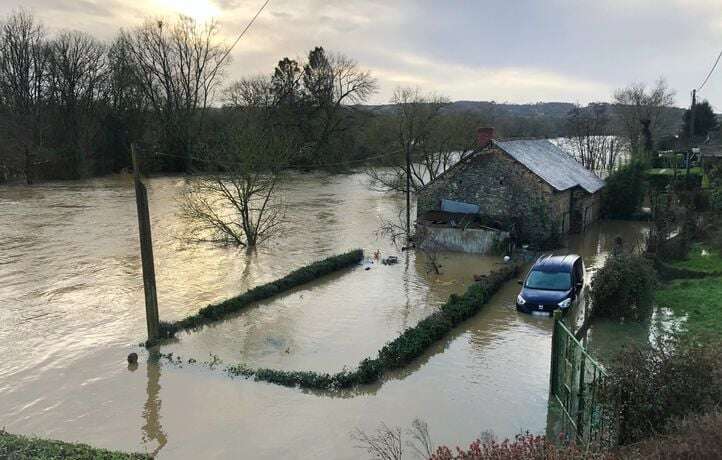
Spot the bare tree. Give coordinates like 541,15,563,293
613,77,675,158
367,87,478,241
47,31,109,177
352,419,435,460
560,103,626,175
179,168,284,247
0,9,50,182
304,49,377,162
352,423,403,460
121,16,230,170
223,75,275,109
180,85,289,248
179,134,287,247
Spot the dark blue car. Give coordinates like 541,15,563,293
516,254,584,315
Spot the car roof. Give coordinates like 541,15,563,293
532,254,580,272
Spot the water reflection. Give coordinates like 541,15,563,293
0,174,653,459
142,350,167,457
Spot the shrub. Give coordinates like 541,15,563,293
430,433,608,460
711,186,722,211
602,161,646,219
602,339,722,445
621,411,722,459
590,253,657,320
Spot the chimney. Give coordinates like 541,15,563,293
477,127,495,148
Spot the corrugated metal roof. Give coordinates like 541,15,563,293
493,139,605,193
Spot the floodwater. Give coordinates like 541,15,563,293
0,173,648,459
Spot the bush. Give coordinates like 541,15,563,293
710,186,722,211
602,162,646,219
621,411,722,459
430,433,607,460
590,254,657,320
159,249,364,339
602,339,722,445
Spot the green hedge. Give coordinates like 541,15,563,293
158,249,364,339
0,430,151,460
226,262,520,390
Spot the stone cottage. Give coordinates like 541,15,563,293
417,128,605,250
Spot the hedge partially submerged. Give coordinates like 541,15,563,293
0,430,151,460
159,249,364,338
226,262,520,390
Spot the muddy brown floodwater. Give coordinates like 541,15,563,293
0,173,648,459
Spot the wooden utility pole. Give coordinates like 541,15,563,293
405,145,412,242
688,89,696,174
131,144,160,343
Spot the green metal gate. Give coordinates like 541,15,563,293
549,313,616,447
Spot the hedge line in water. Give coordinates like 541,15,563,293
159,249,364,339
226,262,521,390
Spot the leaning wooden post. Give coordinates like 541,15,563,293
132,144,160,343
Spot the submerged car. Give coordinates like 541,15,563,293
516,254,584,315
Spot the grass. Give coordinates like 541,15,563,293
656,276,722,339
668,243,722,273
0,430,151,459
158,249,364,340
226,262,521,390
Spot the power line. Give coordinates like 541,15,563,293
206,0,271,80
697,49,722,91
219,0,271,67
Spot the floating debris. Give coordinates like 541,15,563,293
382,256,398,265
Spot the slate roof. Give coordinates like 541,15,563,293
493,139,605,193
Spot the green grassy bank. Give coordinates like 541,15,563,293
0,431,151,460
656,243,722,339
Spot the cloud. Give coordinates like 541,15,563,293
2,0,722,107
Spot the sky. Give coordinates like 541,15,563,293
3,0,722,108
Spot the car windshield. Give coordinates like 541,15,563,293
525,270,571,291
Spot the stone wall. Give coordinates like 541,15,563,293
417,224,509,254
417,147,588,244
570,188,601,232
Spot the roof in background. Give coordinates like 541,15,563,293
493,139,605,193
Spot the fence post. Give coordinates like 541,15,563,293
549,309,563,397
132,144,160,344
576,353,587,443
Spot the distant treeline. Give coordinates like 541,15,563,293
0,10,688,184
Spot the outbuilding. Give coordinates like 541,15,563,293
417,128,605,250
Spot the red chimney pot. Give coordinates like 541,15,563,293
477,127,495,148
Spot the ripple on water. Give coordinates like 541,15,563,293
0,175,651,459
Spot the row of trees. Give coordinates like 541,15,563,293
560,78,680,176
0,10,233,181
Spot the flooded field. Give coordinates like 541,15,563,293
0,173,648,459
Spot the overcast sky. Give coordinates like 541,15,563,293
3,0,722,108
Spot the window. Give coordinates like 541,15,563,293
574,260,584,285
525,270,572,291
